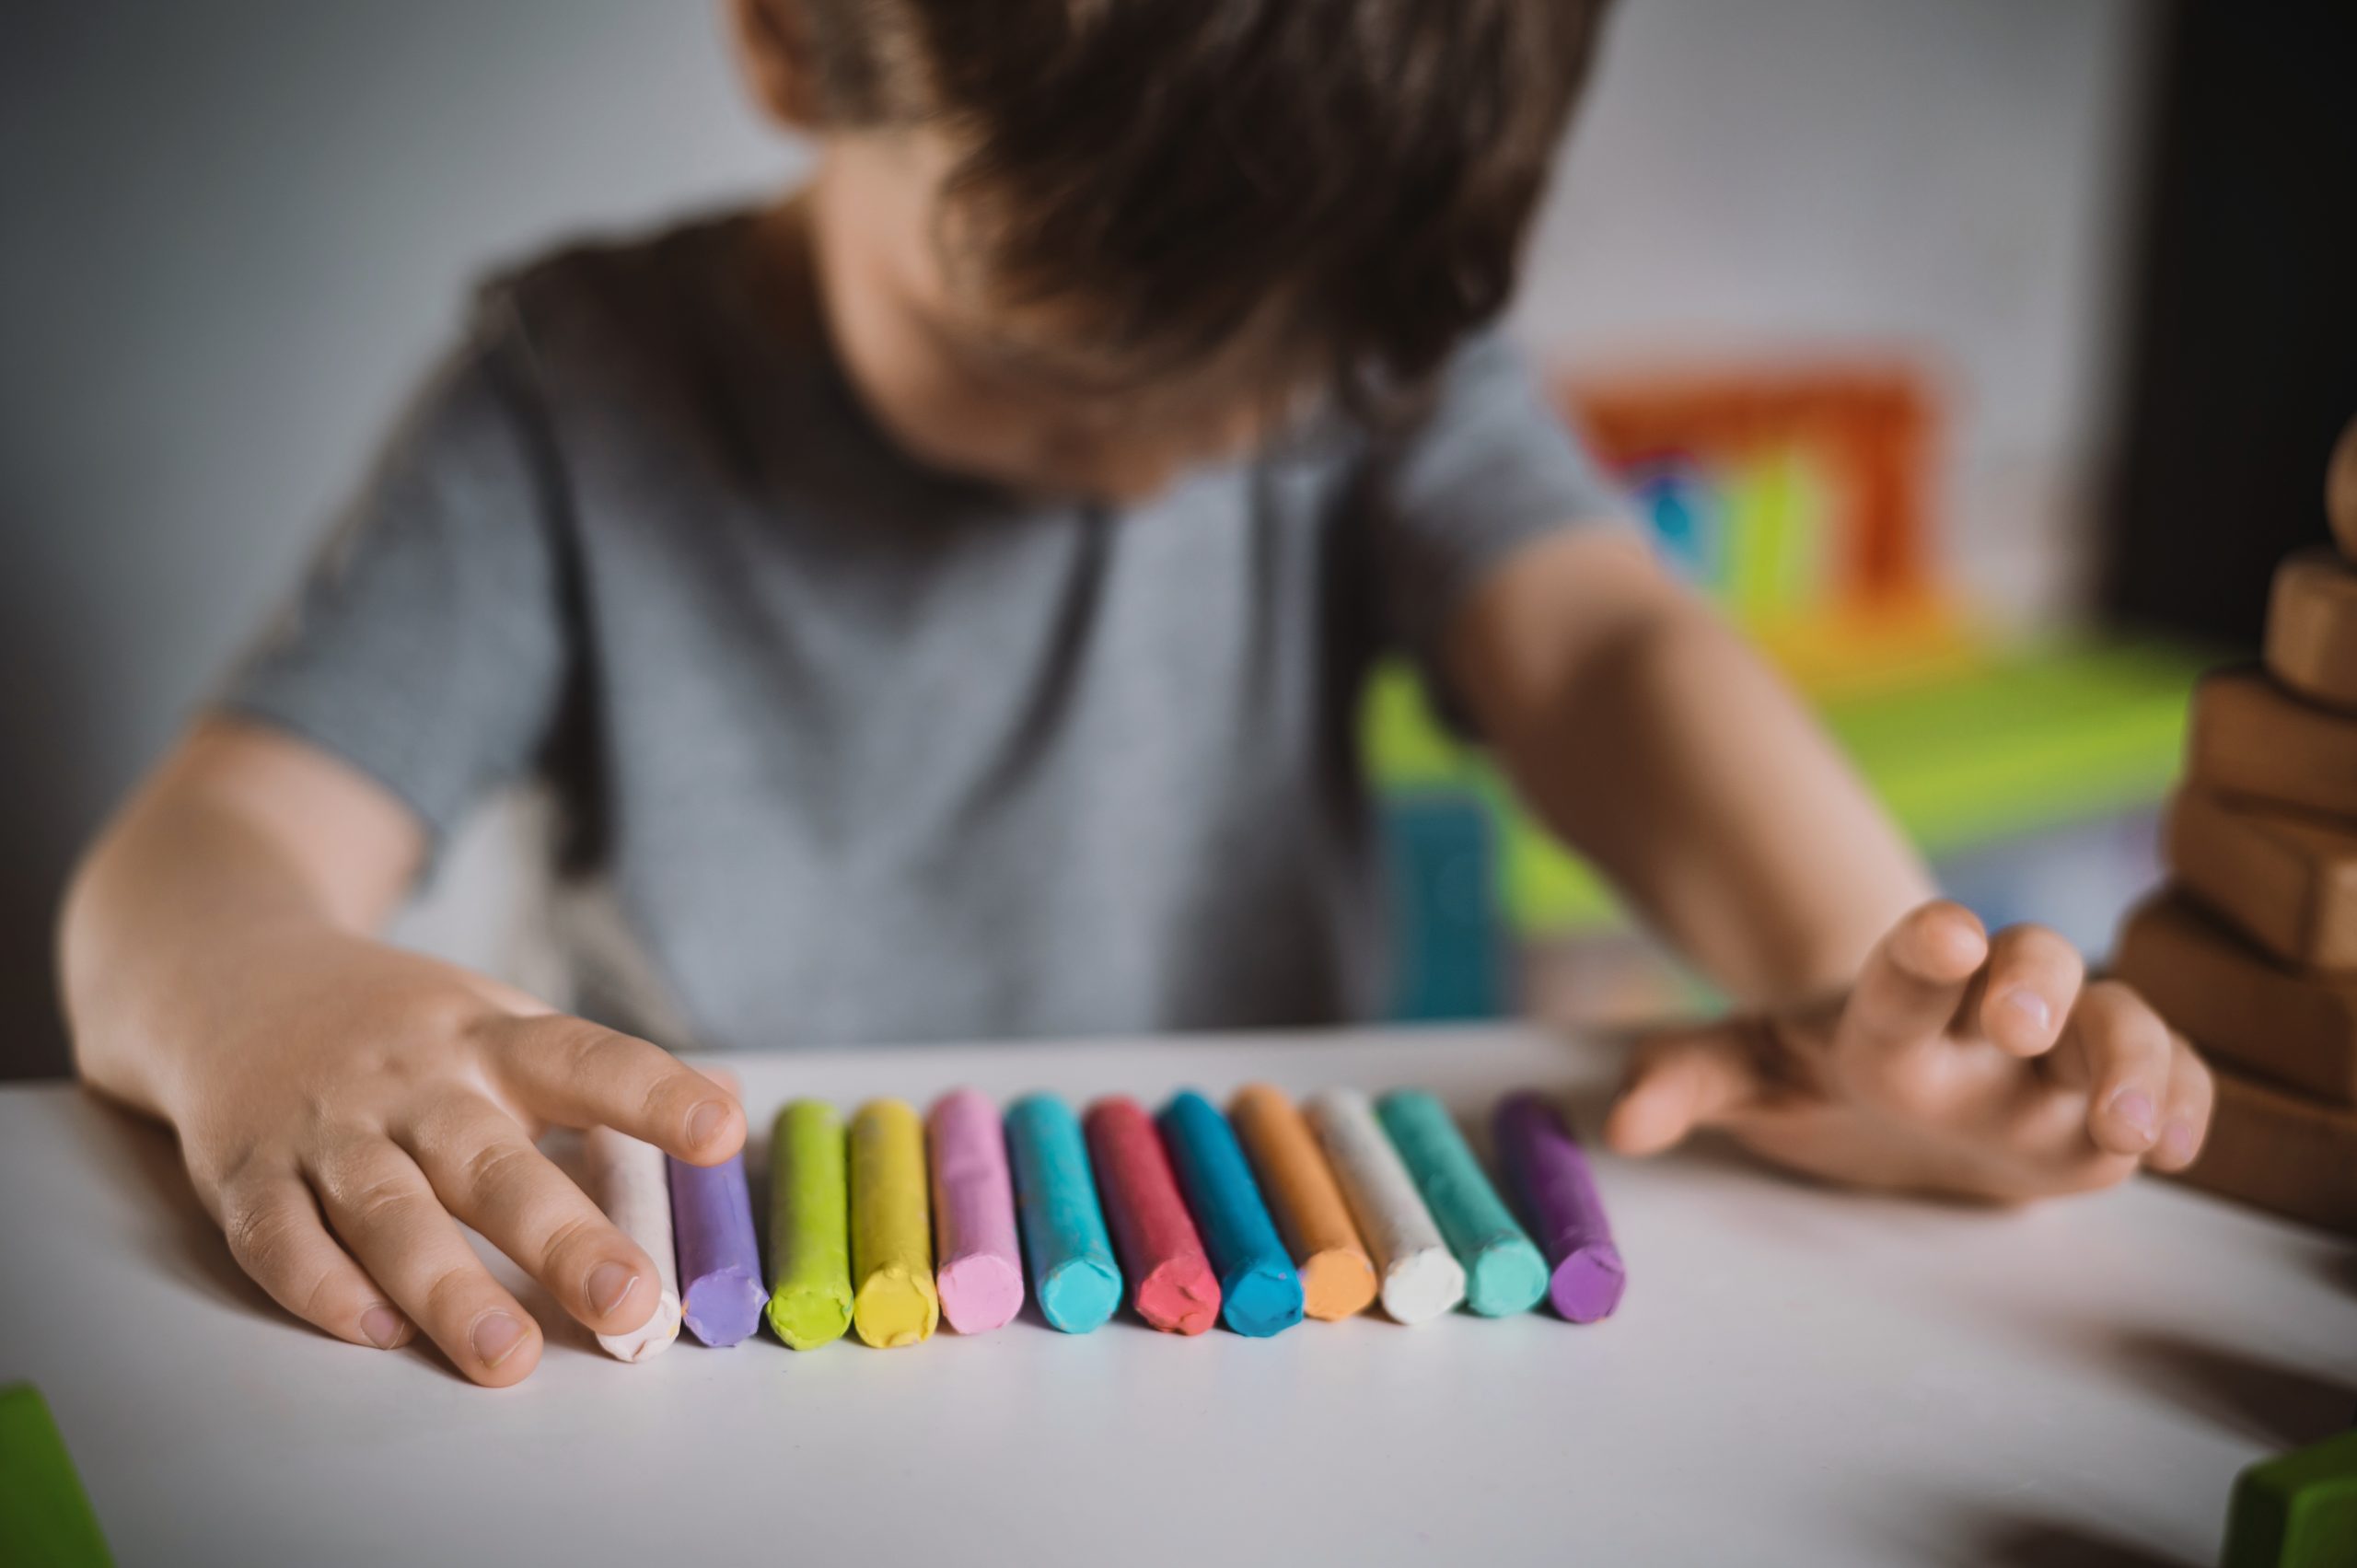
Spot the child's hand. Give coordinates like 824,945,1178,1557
1603,900,2213,1202
168,930,745,1386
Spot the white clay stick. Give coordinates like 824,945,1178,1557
585,1126,683,1362
1306,1089,1467,1326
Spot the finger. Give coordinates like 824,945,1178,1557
2147,1035,2215,1173
1605,1019,1771,1156
1974,923,2084,1058
1835,900,1991,1072
307,1136,542,1387
217,1168,413,1352
2049,981,2175,1156
396,1094,659,1336
488,1015,744,1165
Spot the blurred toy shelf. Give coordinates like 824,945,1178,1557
1365,632,2211,939
1369,358,2218,1022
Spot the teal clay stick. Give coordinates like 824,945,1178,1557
1157,1091,1304,1338
1375,1090,1548,1317
767,1099,853,1349
1004,1094,1123,1333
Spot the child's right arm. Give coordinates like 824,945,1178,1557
59,715,745,1387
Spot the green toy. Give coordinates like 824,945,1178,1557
0,1382,113,1568
2222,1427,2357,1568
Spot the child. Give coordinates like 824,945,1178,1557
58,0,2210,1388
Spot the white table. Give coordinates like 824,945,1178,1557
5,1025,2353,1567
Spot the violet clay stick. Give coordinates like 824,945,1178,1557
1493,1091,1625,1323
668,1148,766,1347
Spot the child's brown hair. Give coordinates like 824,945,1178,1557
771,0,1612,404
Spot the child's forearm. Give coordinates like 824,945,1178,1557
62,721,738,1384
59,719,424,1119
1520,606,1933,1004
1453,530,1933,1007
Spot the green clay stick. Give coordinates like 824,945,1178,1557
767,1099,853,1349
1375,1090,1549,1317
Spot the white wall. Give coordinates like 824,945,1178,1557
0,0,2154,1073
1517,0,2154,621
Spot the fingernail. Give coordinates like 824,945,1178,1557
2002,990,2052,1037
2160,1121,2197,1165
587,1261,639,1318
2109,1089,2158,1140
471,1311,526,1368
687,1100,726,1149
360,1304,406,1350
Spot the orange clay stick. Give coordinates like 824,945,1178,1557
1228,1084,1378,1321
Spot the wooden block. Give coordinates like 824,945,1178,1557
2266,549,2357,711
2186,668,2357,822
2112,890,2357,1105
2222,1427,2357,1568
2166,788,2357,970
2169,1061,2357,1237
2330,414,2357,561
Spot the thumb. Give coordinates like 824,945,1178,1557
1605,1018,1771,1157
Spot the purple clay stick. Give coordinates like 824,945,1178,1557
1492,1092,1625,1323
668,1149,767,1347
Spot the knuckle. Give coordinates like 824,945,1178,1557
538,1211,604,1270
346,1171,420,1232
296,1268,348,1325
531,1016,674,1122
404,1089,490,1160
1912,900,1980,940
1890,901,1983,974
207,1154,280,1218
1996,923,2082,981
2083,981,2169,1058
223,1195,297,1273
303,1131,377,1198
2072,981,2140,1037
530,1017,616,1075
457,1138,538,1201
2169,1051,2216,1117
635,1072,684,1133
199,1139,271,1197
423,1262,488,1322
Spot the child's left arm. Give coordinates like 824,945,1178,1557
1449,525,2212,1201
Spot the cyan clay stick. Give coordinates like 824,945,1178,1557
668,1147,767,1347
1157,1091,1303,1338
1493,1091,1625,1323
927,1089,1025,1335
1306,1088,1465,1325
1004,1094,1123,1333
584,1126,680,1363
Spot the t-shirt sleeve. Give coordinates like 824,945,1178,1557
216,296,571,850
1364,331,1633,726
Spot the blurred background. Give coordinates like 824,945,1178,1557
2,0,2352,1078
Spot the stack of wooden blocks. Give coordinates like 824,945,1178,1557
2113,421,2357,1234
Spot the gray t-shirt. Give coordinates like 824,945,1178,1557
225,211,1619,1051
